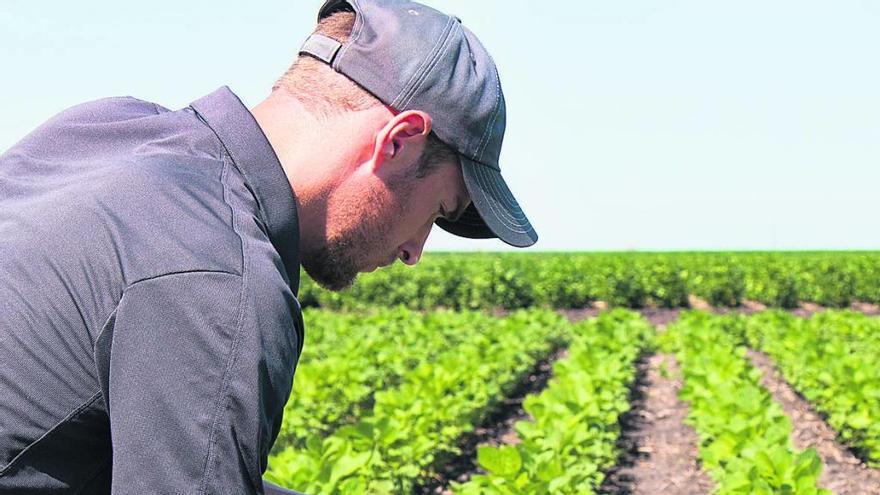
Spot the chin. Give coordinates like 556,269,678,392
301,251,359,292
313,273,358,292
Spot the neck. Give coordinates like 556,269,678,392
251,90,396,254
249,90,347,254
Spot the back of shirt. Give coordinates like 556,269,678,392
0,88,304,494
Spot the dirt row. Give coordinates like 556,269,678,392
598,352,714,494
432,305,880,494
748,350,880,495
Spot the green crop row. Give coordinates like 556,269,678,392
273,308,501,450
265,309,569,494
740,311,880,466
298,252,880,310
453,310,653,494
659,312,828,494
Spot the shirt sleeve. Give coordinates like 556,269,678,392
99,270,301,495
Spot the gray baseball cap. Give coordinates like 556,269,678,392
299,0,538,247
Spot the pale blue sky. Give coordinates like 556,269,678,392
2,1,878,251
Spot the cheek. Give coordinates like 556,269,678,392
393,201,437,248
395,185,434,227
328,181,384,232
343,178,436,256
357,185,408,248
375,196,414,245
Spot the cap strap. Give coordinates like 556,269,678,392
299,34,342,64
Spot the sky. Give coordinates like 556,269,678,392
1,1,878,251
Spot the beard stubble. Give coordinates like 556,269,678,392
301,171,415,292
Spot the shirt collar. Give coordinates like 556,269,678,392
189,86,301,295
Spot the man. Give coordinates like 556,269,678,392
0,0,536,493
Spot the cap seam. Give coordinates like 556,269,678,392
476,63,502,164
397,16,457,109
474,164,529,233
486,168,523,214
460,154,497,168
397,16,456,109
391,15,455,108
478,166,526,223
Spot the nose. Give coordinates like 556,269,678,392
398,222,432,266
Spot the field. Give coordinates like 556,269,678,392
297,252,880,311
267,252,880,494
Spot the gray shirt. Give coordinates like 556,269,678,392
0,86,305,494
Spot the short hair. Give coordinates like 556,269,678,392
274,10,458,178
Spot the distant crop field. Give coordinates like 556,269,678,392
299,251,880,310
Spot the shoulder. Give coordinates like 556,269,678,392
11,91,221,159
79,94,168,115
39,95,168,132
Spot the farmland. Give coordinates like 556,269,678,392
268,252,880,494
298,252,880,310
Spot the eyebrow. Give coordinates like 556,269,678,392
448,191,468,222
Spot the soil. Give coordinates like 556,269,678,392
493,299,879,324
639,309,682,330
788,301,826,318
687,295,712,311
747,350,880,495
599,353,714,495
739,299,769,313
851,301,880,315
557,307,603,322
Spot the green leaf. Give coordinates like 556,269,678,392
477,445,522,477
793,448,823,480
328,451,371,487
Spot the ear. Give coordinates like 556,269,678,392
370,110,433,177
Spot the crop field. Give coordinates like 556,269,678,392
267,253,880,494
298,252,880,310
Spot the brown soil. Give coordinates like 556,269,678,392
851,301,880,315
559,308,682,327
494,301,878,325
747,350,880,495
639,309,682,330
790,301,827,318
712,300,768,317
488,307,511,318
557,307,603,322
738,299,768,314
599,353,714,495
687,295,712,311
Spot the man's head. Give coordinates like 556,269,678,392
252,0,536,292
264,10,465,291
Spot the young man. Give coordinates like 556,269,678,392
0,0,536,493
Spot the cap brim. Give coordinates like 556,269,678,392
435,156,538,247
